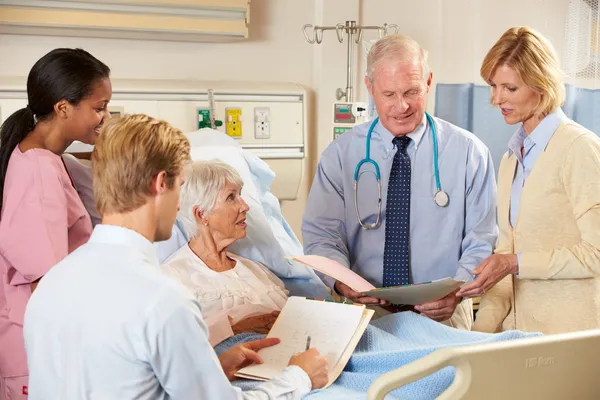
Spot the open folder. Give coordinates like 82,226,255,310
235,296,374,388
288,255,464,305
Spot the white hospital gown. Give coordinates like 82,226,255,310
162,245,288,345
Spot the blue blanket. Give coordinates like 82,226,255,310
218,312,541,399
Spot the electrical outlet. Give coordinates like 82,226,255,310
226,108,242,137
254,107,270,139
351,102,369,120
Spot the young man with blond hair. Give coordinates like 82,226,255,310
23,114,327,399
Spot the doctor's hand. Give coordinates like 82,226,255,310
334,281,389,305
414,290,461,322
219,337,281,381
288,348,329,389
456,254,518,298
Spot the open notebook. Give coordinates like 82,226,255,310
288,255,464,305
235,296,374,388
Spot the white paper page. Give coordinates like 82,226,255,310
237,297,365,379
287,255,376,292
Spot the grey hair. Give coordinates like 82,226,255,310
366,34,431,82
177,159,243,240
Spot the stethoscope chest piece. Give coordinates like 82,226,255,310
355,112,448,230
434,190,449,207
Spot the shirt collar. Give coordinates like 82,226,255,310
89,224,158,265
507,126,527,158
508,108,567,157
374,114,428,151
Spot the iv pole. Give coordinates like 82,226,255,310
303,21,398,102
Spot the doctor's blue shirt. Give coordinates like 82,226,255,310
302,115,498,289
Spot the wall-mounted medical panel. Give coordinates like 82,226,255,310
159,100,305,160
215,101,304,146
0,0,250,42
0,78,307,201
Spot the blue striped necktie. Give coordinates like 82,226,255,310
383,135,412,287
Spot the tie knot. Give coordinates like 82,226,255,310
392,135,411,153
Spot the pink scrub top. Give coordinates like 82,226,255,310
0,147,92,378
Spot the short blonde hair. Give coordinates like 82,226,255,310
367,34,430,82
480,27,565,115
92,114,190,215
178,160,243,239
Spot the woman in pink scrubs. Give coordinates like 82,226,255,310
0,48,111,399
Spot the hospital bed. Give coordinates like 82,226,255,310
367,328,600,399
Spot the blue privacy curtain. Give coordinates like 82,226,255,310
435,83,600,172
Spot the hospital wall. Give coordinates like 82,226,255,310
0,0,568,241
0,0,316,239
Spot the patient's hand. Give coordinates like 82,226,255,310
231,311,280,335
219,338,281,381
334,281,388,305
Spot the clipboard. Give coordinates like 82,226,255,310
235,296,374,388
362,278,464,305
287,255,464,305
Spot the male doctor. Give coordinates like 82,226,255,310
302,35,497,329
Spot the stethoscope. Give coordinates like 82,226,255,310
353,112,449,230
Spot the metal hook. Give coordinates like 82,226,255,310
354,28,363,44
335,23,345,43
383,23,399,36
302,24,316,44
315,27,324,44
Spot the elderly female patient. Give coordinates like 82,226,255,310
162,160,287,346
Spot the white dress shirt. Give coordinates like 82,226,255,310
24,224,311,400
162,245,288,345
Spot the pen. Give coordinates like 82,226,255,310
305,336,311,351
